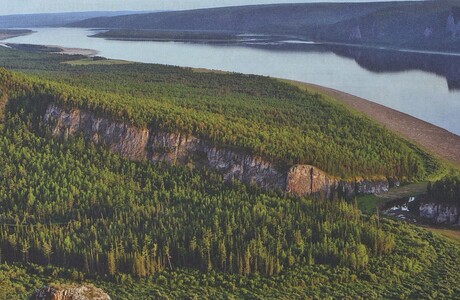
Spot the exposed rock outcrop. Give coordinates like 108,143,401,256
44,104,389,197
31,285,110,300
287,165,334,196
419,203,460,225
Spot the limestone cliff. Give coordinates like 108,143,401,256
44,104,389,197
31,285,110,300
419,203,460,225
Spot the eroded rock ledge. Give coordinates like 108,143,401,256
44,104,389,197
31,284,110,300
419,203,460,225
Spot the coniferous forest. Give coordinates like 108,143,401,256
0,47,459,299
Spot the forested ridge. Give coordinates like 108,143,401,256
0,46,441,181
0,85,459,299
0,47,458,299
0,106,395,275
69,1,460,52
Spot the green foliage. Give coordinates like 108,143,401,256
0,112,393,278
0,47,457,299
426,171,460,206
0,46,441,181
0,103,457,299
2,220,460,299
94,29,239,41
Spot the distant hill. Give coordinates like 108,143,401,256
69,1,460,51
0,11,155,28
68,3,402,35
315,1,460,51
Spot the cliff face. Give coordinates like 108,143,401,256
31,285,110,300
419,203,460,225
44,104,389,197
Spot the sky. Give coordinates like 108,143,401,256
0,0,420,15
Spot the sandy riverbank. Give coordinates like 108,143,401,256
0,43,98,57
286,80,460,167
0,34,14,41
57,47,98,56
0,29,34,41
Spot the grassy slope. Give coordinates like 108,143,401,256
427,228,460,244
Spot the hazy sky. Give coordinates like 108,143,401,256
0,0,419,15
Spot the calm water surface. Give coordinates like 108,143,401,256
5,28,460,135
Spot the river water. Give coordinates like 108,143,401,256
4,27,460,135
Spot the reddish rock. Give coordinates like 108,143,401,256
31,285,110,300
44,104,389,197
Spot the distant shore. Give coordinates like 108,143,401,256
0,29,33,41
58,47,98,56
90,29,460,57
2,43,98,56
286,80,460,167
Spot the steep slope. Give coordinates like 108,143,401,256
0,46,441,186
317,1,460,51
1,66,442,182
0,11,154,28
44,103,390,197
68,2,400,35
417,172,460,225
0,34,458,300
0,84,459,299
69,1,460,51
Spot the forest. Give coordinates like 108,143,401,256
69,1,460,52
0,80,459,299
0,46,441,181
0,47,458,299
426,172,460,206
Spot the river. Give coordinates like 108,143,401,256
4,27,460,135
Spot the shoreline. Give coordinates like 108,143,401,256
286,80,460,167
57,46,98,56
3,43,458,167
0,30,33,41
0,42,98,56
90,31,460,57
283,40,460,57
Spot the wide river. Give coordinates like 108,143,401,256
4,27,460,135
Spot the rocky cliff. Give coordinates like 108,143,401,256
31,285,110,300
419,203,460,225
44,104,389,197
